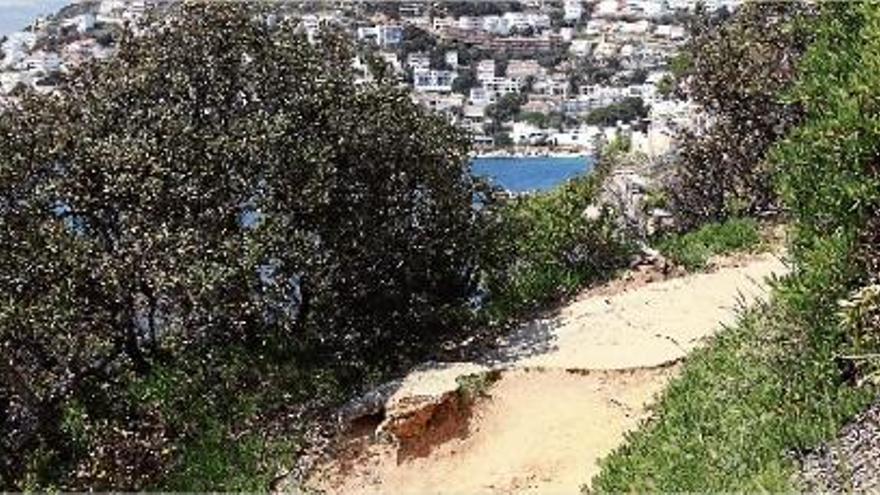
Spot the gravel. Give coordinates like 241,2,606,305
799,397,880,492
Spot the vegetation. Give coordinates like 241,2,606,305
656,218,762,271
591,301,875,492
0,4,648,490
478,155,634,323
594,3,880,490
0,4,483,489
583,97,649,127
667,2,814,229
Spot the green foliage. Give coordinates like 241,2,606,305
594,5,880,491
591,302,875,492
0,4,481,489
583,97,649,126
657,218,762,271
451,67,477,94
484,92,526,135
479,171,634,322
772,0,880,376
456,370,502,402
669,2,814,229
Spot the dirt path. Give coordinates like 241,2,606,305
306,252,788,495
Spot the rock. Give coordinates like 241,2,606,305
376,362,491,461
583,204,602,221
336,379,403,429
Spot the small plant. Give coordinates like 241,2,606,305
456,370,502,402
657,218,762,271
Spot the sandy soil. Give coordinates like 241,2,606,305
306,252,789,495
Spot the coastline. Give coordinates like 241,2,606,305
471,149,592,159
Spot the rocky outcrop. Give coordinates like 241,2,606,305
334,362,495,463
376,362,491,461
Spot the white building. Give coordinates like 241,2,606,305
445,51,459,68
549,125,602,149
407,52,430,70
23,51,61,74
482,16,510,35
457,16,481,31
569,39,592,57
506,59,543,81
564,0,584,22
378,51,402,73
594,0,620,18
483,77,522,101
476,59,496,82
413,69,457,92
356,25,403,46
631,125,674,156
511,121,548,145
1,32,38,68
0,71,30,95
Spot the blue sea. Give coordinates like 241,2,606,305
471,156,595,193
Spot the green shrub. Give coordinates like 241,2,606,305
657,218,762,271
772,1,880,371
0,4,481,489
668,3,814,228
594,4,880,491
479,170,634,323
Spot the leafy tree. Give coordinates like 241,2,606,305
484,92,525,135
0,4,481,489
452,67,478,94
399,24,436,59
584,97,649,126
668,2,815,229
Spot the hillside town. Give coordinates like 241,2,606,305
0,0,740,156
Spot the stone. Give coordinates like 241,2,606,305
376,362,491,461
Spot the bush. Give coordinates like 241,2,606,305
479,167,634,322
593,5,880,490
772,1,880,378
657,218,762,271
668,3,814,229
0,4,481,489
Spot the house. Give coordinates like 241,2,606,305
432,16,455,32
413,69,457,92
445,51,459,68
0,71,30,95
594,0,620,18
569,39,592,57
511,121,548,145
549,125,602,149
378,51,402,73
506,59,543,81
356,24,403,46
412,92,464,115
631,125,674,157
468,87,492,107
407,52,430,70
482,77,523,101
476,59,496,82
23,51,61,74
457,16,481,31
482,16,509,35
564,0,584,21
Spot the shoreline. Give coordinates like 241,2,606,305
471,149,593,159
